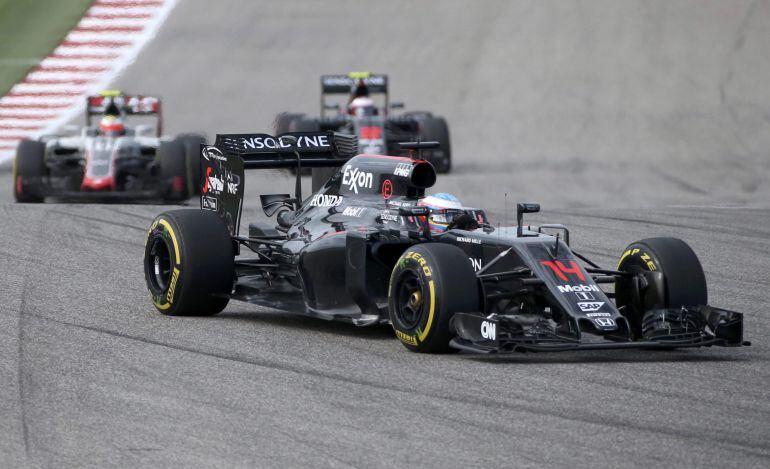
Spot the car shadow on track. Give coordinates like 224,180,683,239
216,310,396,341
462,348,753,364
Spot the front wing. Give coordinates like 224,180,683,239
450,306,750,353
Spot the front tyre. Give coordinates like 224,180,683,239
144,209,234,315
389,243,480,353
615,237,707,337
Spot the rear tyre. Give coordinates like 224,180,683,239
144,209,234,316
389,243,480,353
13,140,47,203
158,139,188,202
274,113,303,135
615,237,707,337
418,117,451,173
177,134,205,197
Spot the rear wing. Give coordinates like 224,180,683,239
213,131,358,169
320,73,388,94
85,91,163,135
200,131,358,235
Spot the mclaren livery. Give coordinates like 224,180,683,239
274,72,452,174
143,131,749,354
13,91,203,203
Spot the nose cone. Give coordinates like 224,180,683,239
81,175,115,191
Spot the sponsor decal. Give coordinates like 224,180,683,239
481,321,496,340
381,179,393,199
342,206,366,217
166,267,180,305
342,165,373,194
586,312,611,317
380,210,400,223
541,260,586,281
206,171,223,194
575,291,595,301
394,162,411,177
557,284,600,293
202,145,226,161
310,194,343,207
405,251,432,277
577,301,605,312
360,126,382,140
594,317,616,327
386,199,413,207
618,248,657,271
241,135,330,150
457,236,481,244
395,329,418,346
226,172,239,195
201,196,217,211
469,257,482,272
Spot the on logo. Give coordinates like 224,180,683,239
469,257,482,272
481,321,496,340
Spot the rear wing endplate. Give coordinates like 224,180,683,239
200,131,358,236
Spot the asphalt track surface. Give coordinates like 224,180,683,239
2,1,770,468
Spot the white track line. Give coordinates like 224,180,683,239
0,0,178,167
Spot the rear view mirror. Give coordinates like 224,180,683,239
516,202,540,237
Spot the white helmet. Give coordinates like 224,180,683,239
348,97,377,117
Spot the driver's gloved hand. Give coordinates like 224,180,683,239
446,212,479,231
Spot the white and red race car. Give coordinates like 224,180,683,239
13,90,202,203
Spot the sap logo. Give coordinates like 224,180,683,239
469,257,482,272
241,135,330,150
207,174,223,193
201,196,217,211
457,236,481,244
578,301,605,312
593,317,616,328
394,163,411,177
380,211,400,222
586,312,611,318
480,321,496,340
202,145,226,161
310,194,343,207
557,284,600,293
342,166,373,194
342,206,365,217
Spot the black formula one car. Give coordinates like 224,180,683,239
13,91,203,203
274,72,451,175
143,132,749,354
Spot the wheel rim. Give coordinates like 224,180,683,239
394,270,425,330
147,236,173,294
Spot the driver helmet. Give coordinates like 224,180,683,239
348,96,377,117
99,115,126,136
418,193,465,233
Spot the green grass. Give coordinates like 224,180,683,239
0,0,94,95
